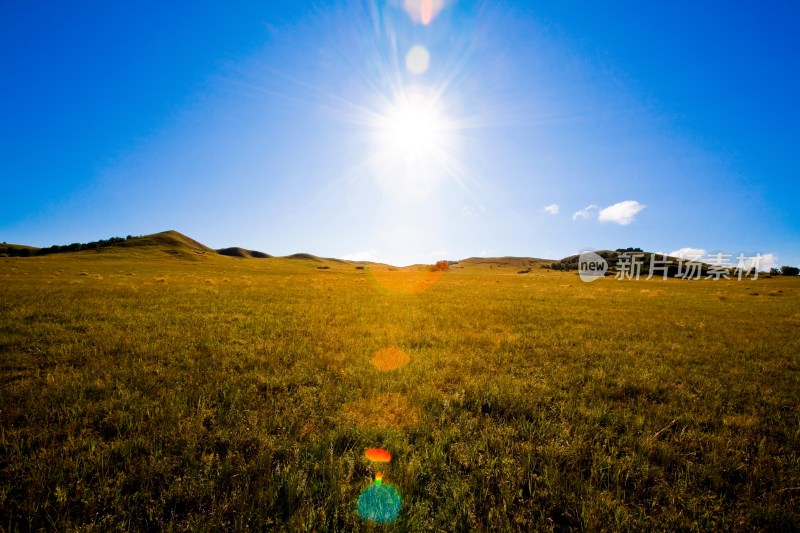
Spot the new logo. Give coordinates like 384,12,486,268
578,251,608,282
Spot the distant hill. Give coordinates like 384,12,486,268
216,247,272,259
1,230,332,263
117,230,215,253
9,232,747,275
459,256,554,267
285,253,322,261
2,230,214,258
0,243,40,257
550,249,744,278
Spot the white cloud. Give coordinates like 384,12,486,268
598,200,646,225
669,247,707,260
342,250,378,262
572,204,598,221
759,253,779,271
739,252,778,272
543,203,560,215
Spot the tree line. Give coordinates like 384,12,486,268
2,235,142,257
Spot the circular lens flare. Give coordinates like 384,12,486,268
405,45,430,75
371,346,411,371
357,482,402,523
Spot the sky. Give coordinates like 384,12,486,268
2,1,798,267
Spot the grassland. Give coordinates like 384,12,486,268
1,238,799,531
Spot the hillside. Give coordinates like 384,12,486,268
117,230,215,253
216,247,272,259
552,249,757,277
1,242,40,257
0,233,780,275
459,256,554,267
3,231,341,263
285,252,322,261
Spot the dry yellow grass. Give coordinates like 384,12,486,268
1,242,799,530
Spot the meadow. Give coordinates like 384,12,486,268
1,234,798,531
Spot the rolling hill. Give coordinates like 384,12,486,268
216,247,272,259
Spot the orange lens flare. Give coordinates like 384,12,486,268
403,0,442,25
421,0,433,24
367,265,446,295
365,448,392,463
371,346,411,372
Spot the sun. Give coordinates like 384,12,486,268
374,90,449,161
384,105,438,156
364,86,461,199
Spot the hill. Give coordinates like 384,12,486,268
117,230,215,253
551,249,754,277
216,247,272,259
285,252,322,261
1,242,41,257
459,256,554,267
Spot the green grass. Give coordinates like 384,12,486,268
1,246,799,531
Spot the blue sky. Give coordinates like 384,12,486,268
2,1,798,267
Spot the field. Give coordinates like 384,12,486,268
1,236,799,531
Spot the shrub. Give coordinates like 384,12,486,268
431,260,449,272
781,266,799,276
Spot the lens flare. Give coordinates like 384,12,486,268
365,448,392,463
371,346,411,371
421,0,434,24
402,0,444,25
366,265,445,295
357,482,402,523
405,45,430,75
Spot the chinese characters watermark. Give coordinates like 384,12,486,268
578,251,765,282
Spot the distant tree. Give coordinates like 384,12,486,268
769,268,782,276
18,248,31,257
781,266,800,276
